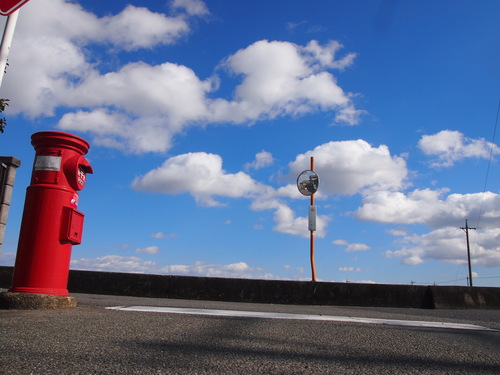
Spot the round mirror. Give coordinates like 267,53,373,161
297,170,319,196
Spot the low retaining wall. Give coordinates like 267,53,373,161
1,266,499,309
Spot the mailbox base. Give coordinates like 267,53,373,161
0,292,76,310
8,285,70,297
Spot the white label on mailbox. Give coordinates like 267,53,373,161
34,155,62,171
308,205,317,231
77,167,86,187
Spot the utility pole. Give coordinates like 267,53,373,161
460,219,476,287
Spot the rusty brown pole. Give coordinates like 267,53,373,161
310,156,316,281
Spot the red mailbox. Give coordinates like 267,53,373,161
9,131,93,297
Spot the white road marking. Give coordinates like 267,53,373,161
106,305,498,332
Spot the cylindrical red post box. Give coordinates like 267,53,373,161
9,131,93,297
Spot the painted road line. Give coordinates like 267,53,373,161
106,306,498,332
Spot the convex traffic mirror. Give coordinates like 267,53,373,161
297,170,319,196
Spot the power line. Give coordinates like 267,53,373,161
475,101,499,230
457,101,500,287
410,275,500,286
475,275,500,280
480,100,500,195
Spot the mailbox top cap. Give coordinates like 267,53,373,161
31,131,90,155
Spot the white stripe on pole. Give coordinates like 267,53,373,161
0,9,19,88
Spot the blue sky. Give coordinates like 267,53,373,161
1,0,499,286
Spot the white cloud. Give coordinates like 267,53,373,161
346,243,371,252
271,204,329,238
386,228,410,237
275,184,303,199
288,140,408,195
215,40,361,125
249,188,329,238
339,267,362,272
101,5,191,50
71,255,274,279
418,130,500,168
244,150,274,170
132,138,409,239
333,239,348,246
171,0,210,16
57,62,215,153
4,0,199,118
4,2,363,154
341,279,377,284
303,40,357,71
151,232,177,239
132,152,268,206
70,255,158,273
161,261,275,279
286,21,307,32
132,151,329,238
357,189,500,228
333,240,371,252
385,227,500,267
135,246,160,254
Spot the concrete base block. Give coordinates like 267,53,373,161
0,292,77,310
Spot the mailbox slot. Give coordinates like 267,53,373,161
61,207,85,244
65,155,93,191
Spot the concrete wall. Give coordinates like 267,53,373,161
0,157,21,252
1,266,499,309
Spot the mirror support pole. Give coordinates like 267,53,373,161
310,156,316,282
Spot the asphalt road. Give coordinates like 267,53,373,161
1,292,500,374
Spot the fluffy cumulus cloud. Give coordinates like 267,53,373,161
159,260,273,279
333,239,370,252
171,0,209,16
244,150,275,170
4,1,362,154
131,151,328,238
132,152,270,206
70,255,158,274
213,40,361,125
135,246,160,254
131,139,408,239
357,189,500,228
418,130,500,168
370,189,500,267
71,256,274,279
270,204,329,238
5,0,196,118
288,140,408,195
100,5,191,50
57,62,215,153
385,227,500,267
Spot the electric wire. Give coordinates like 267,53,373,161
475,100,499,229
454,100,499,286
411,274,500,286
